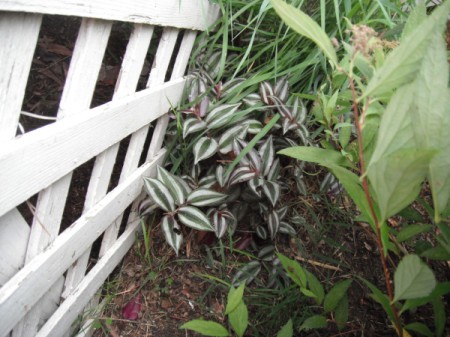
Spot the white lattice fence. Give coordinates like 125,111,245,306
0,1,219,336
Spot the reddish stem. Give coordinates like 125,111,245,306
348,76,402,336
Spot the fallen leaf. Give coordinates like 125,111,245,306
234,233,253,250
122,294,142,320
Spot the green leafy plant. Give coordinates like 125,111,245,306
272,0,450,335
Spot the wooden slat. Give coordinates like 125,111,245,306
0,150,165,336
12,18,113,337
0,209,30,287
0,12,41,143
37,215,143,337
0,0,219,31
62,23,155,299
0,78,186,218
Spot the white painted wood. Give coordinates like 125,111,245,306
0,150,165,336
37,217,142,337
147,29,198,161
0,13,41,143
12,19,113,337
0,209,29,286
62,23,155,300
0,0,220,31
0,78,186,218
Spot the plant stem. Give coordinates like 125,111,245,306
348,76,402,336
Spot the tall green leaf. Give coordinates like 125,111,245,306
277,253,307,288
324,279,352,312
411,31,450,222
276,319,293,337
393,254,436,302
360,1,450,99
271,0,338,67
299,315,327,331
225,283,245,315
228,301,248,337
180,320,229,336
278,147,351,168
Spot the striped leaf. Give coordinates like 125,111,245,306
198,174,217,188
246,148,262,174
242,119,263,134
256,225,268,240
138,198,157,217
183,118,207,139
157,166,186,206
259,81,274,105
272,96,293,119
219,124,248,154
173,175,192,197
161,215,183,255
222,78,245,97
194,137,218,164
229,166,256,186
292,98,306,124
248,177,264,197
279,222,296,236
143,177,175,212
178,206,214,231
243,93,262,107
263,181,281,206
274,76,289,102
282,118,298,135
205,103,241,129
267,158,281,181
187,188,227,207
212,210,235,239
267,210,280,239
277,206,288,220
259,136,274,177
232,261,262,286
258,245,275,261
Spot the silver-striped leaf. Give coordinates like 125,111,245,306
212,210,235,239
157,166,186,206
271,95,293,119
256,225,268,240
279,221,297,236
228,166,256,185
173,175,192,197
232,261,262,286
198,174,217,188
138,198,157,217
274,76,289,102
193,137,218,164
246,148,262,174
143,177,175,212
259,135,274,177
259,81,274,105
248,177,264,197
222,78,245,97
277,206,288,220
177,206,214,231
187,188,227,207
205,103,241,129
242,119,263,134
215,165,227,187
263,181,281,206
267,158,281,181
292,98,306,124
267,210,280,240
161,215,183,255
183,118,207,139
258,245,275,261
243,93,262,107
218,124,248,154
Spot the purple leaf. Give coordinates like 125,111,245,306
122,294,142,320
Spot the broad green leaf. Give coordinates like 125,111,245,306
271,0,338,67
305,270,325,305
404,323,434,337
194,137,218,164
420,245,450,261
300,287,317,299
396,224,432,243
180,320,229,336
393,254,436,302
411,31,450,222
177,206,214,231
324,279,352,312
299,315,327,331
400,282,450,314
400,3,426,41
183,118,207,139
232,261,262,286
157,166,185,205
143,177,175,212
228,301,248,337
225,283,245,315
277,253,307,288
335,294,349,331
205,103,241,129
368,149,435,222
360,1,450,99
161,216,183,256
276,319,293,337
187,188,226,207
279,146,351,168
432,297,445,337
